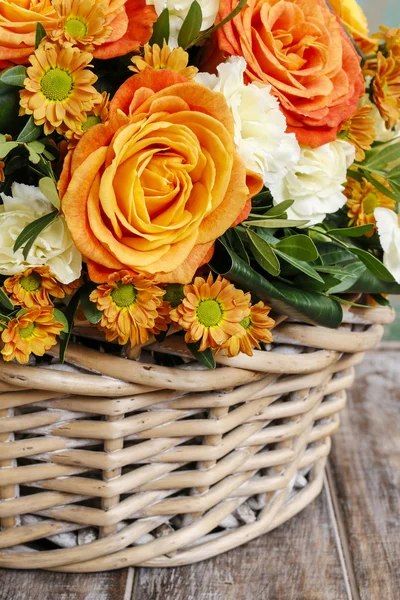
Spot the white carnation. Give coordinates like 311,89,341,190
270,140,356,227
375,207,400,284
0,183,82,284
195,57,300,187
147,0,219,48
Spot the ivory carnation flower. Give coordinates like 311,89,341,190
195,57,300,187
60,69,262,284
0,183,82,284
0,0,156,68
375,208,400,284
270,140,355,226
213,0,364,147
146,0,219,47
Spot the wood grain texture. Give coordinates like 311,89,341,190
329,350,400,600
0,568,133,600
131,487,348,600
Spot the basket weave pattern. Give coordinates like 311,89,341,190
0,307,393,571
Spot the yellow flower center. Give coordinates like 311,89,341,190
111,283,137,307
20,272,41,292
363,191,379,214
19,322,35,339
40,68,73,102
197,299,222,327
65,17,88,39
82,114,102,132
164,283,184,308
240,316,251,330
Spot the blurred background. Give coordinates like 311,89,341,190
359,0,400,28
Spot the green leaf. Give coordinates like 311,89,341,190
275,249,324,283
210,240,343,328
13,210,58,255
317,241,355,266
187,341,216,369
178,0,202,48
26,146,40,164
0,66,27,87
364,140,400,170
39,177,60,209
347,267,400,294
348,247,395,282
326,262,366,294
263,200,294,217
388,163,400,180
35,22,47,49
28,140,45,154
0,288,14,310
17,116,42,143
188,0,247,48
80,282,102,324
247,229,280,276
52,308,69,333
0,141,19,158
59,288,81,363
361,169,398,201
243,218,309,228
369,293,390,307
326,224,374,237
149,8,170,46
276,234,319,261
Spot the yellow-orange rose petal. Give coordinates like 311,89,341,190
170,273,251,352
89,270,165,347
1,306,65,364
4,267,65,308
19,42,99,136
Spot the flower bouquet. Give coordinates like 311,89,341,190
0,0,399,572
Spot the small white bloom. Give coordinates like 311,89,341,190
270,140,356,227
195,57,300,187
146,0,219,47
374,207,400,283
0,183,82,284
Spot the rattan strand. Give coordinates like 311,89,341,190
0,306,394,571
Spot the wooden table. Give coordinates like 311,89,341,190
0,348,399,600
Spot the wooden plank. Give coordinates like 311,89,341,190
0,567,133,600
329,350,400,600
132,487,348,600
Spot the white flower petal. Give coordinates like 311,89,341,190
375,207,400,284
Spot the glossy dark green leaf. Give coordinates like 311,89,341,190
17,116,42,143
346,267,400,294
80,282,102,324
35,22,47,49
187,341,216,369
149,8,170,46
348,247,395,282
178,0,202,48
247,229,280,276
59,288,81,363
276,234,319,261
369,293,391,306
326,224,374,237
209,240,343,328
0,66,27,87
263,200,294,217
275,249,324,283
0,288,14,310
13,210,58,258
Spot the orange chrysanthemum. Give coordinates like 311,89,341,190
63,91,110,147
374,26,400,60
371,52,400,130
222,301,275,358
60,276,82,296
50,0,113,50
89,271,165,346
1,306,64,364
4,267,65,308
346,177,396,235
129,43,198,80
170,273,251,352
340,106,376,162
149,283,184,335
19,42,99,135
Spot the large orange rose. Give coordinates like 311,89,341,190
0,0,156,68
59,69,262,284
215,0,364,147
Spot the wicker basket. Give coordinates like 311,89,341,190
0,305,394,572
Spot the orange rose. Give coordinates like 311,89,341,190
60,69,262,284
214,0,364,147
0,0,156,68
